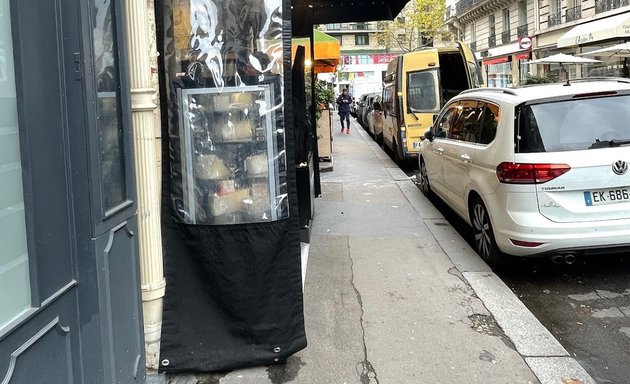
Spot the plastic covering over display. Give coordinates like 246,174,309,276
157,0,306,373
167,0,288,225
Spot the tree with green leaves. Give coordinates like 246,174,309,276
378,0,448,52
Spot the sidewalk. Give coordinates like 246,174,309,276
159,117,596,384
285,117,596,384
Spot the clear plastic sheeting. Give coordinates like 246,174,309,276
165,0,287,225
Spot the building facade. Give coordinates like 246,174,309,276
445,0,630,86
318,22,394,92
318,16,427,93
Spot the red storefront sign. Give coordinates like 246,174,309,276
483,56,510,65
341,54,397,65
372,54,397,64
514,52,531,60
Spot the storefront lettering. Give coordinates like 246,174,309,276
342,54,397,65
575,33,594,45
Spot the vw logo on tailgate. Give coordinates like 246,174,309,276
612,160,628,175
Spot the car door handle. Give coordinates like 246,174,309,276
436,147,444,154
460,154,471,163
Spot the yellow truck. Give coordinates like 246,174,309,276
381,42,482,163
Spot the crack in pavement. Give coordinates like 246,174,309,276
348,238,380,384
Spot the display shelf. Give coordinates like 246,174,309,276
176,84,285,224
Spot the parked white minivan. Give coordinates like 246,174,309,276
418,78,630,268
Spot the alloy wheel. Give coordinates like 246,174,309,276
419,159,431,196
472,202,492,260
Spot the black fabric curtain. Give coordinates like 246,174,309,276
155,0,306,372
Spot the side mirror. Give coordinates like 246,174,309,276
424,129,435,142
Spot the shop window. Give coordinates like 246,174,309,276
487,62,513,87
0,1,31,330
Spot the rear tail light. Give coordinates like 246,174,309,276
496,162,571,184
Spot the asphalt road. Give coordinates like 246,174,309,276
402,166,630,384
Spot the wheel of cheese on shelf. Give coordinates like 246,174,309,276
209,188,250,217
195,154,230,180
213,95,231,111
244,182,271,217
244,153,268,176
230,92,253,105
221,120,253,140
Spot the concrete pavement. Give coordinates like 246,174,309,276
281,117,595,383
159,117,596,384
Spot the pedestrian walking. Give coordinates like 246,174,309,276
336,88,352,134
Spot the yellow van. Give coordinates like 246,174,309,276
381,42,482,163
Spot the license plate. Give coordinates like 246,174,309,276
412,141,422,149
584,188,630,206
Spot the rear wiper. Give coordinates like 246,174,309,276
588,139,630,149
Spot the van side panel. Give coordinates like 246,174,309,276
381,57,399,152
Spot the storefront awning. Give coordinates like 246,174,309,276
292,30,341,73
557,12,630,48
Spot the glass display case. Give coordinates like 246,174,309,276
176,84,288,225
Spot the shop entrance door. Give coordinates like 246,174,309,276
0,1,144,383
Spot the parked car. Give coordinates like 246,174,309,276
366,95,384,144
355,93,371,127
418,78,630,268
359,93,379,130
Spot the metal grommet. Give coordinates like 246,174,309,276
161,359,170,366
273,346,281,353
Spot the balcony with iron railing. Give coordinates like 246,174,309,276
501,30,511,43
517,24,528,37
548,12,562,27
488,34,496,47
451,0,517,21
595,0,630,13
324,22,381,32
565,6,582,22
456,0,485,14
